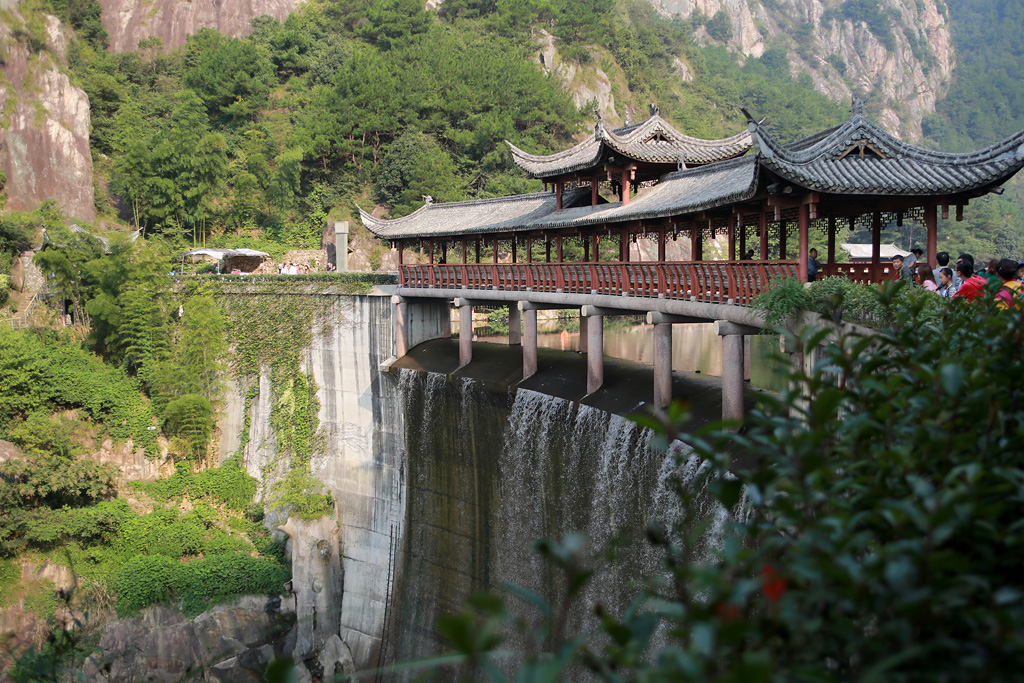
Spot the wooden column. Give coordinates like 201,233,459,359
397,240,404,265
738,217,746,260
620,229,629,262
493,236,499,263
592,234,600,262
621,170,631,206
658,226,666,262
526,237,533,263
779,221,787,260
691,223,703,262
461,238,467,264
591,177,598,207
555,181,563,210
827,217,836,264
871,212,881,266
798,203,809,282
584,234,591,261
925,204,938,266
475,239,481,264
759,209,768,260
728,215,736,261
545,238,551,263
511,237,517,263
556,235,563,262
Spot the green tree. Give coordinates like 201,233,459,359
162,394,216,462
374,131,467,216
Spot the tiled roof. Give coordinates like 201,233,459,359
361,156,759,239
753,114,1024,195
507,114,753,179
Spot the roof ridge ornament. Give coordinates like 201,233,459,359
649,103,659,117
851,95,865,117
594,108,603,139
422,195,433,205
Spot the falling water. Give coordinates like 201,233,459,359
383,370,728,679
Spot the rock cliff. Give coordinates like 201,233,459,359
646,0,954,138
0,11,95,220
99,0,305,52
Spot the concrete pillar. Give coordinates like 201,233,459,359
721,333,744,424
523,308,538,379
508,305,522,345
459,304,472,367
586,314,603,394
334,221,349,271
393,296,408,357
653,322,673,409
579,314,588,354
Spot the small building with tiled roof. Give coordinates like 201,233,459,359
504,104,753,208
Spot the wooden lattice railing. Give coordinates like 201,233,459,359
399,261,800,306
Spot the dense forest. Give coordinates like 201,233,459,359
3,0,846,259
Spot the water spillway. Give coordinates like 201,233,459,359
382,344,729,677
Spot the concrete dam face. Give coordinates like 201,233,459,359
219,291,726,676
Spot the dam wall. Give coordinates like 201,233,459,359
216,292,438,668
213,289,734,675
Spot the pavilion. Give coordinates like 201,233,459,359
364,99,1024,292
361,100,1024,407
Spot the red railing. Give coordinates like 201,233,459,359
820,262,896,284
399,260,800,306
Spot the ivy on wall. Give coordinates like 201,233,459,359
224,290,339,520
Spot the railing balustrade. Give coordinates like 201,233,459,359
819,262,896,284
399,261,800,306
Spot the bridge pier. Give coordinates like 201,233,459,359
646,312,704,410
653,322,672,409
586,313,603,394
392,295,452,359
459,303,473,367
716,321,759,425
523,308,537,378
509,305,522,346
579,314,588,354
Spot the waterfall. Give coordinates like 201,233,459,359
386,371,727,679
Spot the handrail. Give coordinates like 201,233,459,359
399,261,801,306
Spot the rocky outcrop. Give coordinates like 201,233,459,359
99,0,306,52
278,517,344,662
645,0,954,139
86,596,294,682
0,11,95,220
536,30,620,122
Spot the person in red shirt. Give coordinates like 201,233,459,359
953,261,987,302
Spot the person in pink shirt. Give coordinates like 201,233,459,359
916,263,938,292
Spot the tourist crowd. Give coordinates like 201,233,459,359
806,249,1024,310
892,251,1024,310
